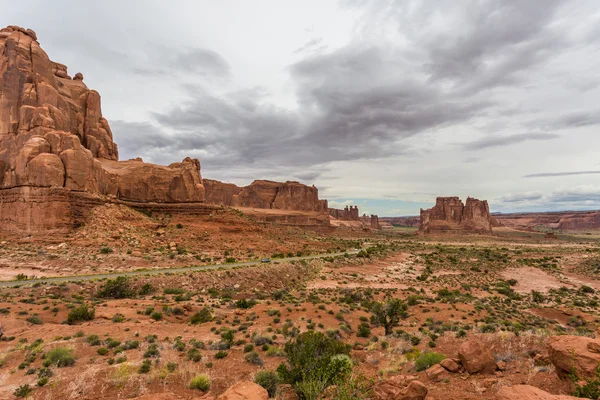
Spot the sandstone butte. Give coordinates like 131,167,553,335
0,26,379,233
419,196,493,234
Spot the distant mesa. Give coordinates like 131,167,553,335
328,205,380,230
419,196,492,234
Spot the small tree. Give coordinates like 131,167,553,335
370,298,408,336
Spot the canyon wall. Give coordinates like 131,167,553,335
420,196,492,233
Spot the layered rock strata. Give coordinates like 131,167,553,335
204,179,328,212
420,196,492,233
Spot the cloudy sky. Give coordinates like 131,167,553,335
5,0,600,215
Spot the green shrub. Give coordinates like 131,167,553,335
244,351,263,365
255,370,280,397
189,374,211,391
97,276,136,298
67,305,95,324
139,359,151,373
112,313,125,323
97,347,109,356
26,315,43,325
44,347,75,367
215,350,228,359
414,351,445,372
277,331,352,395
100,246,113,254
13,384,32,398
150,312,163,321
236,298,257,309
356,322,371,338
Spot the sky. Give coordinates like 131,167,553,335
3,0,600,216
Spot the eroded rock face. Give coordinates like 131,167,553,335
548,335,600,379
0,25,205,205
204,179,327,212
420,197,492,233
496,385,578,400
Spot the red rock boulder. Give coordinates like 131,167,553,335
458,340,498,374
216,381,268,400
496,385,579,399
548,335,600,379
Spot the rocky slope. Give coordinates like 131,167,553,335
420,196,492,233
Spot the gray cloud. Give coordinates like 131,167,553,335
524,171,600,178
462,133,560,150
498,191,543,203
549,186,600,203
548,110,600,129
130,47,230,78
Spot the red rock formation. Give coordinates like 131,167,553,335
329,205,359,221
0,26,207,232
420,197,492,233
204,179,327,212
0,25,205,206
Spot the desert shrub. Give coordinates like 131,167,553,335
86,334,101,346
187,348,202,362
189,374,211,391
150,312,163,321
414,351,445,372
277,331,352,397
166,361,178,372
67,305,95,324
139,283,154,295
138,359,151,373
144,344,160,358
236,298,257,309
255,370,280,397
215,350,228,359
44,347,75,367
97,347,109,356
26,315,43,325
122,340,139,350
13,384,32,398
571,365,600,398
244,351,263,365
370,298,408,335
97,276,136,298
356,322,371,338
190,307,213,325
100,246,113,254
112,313,125,323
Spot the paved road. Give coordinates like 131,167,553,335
0,250,359,288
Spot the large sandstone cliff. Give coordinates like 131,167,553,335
204,179,328,212
420,196,492,233
0,25,205,205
